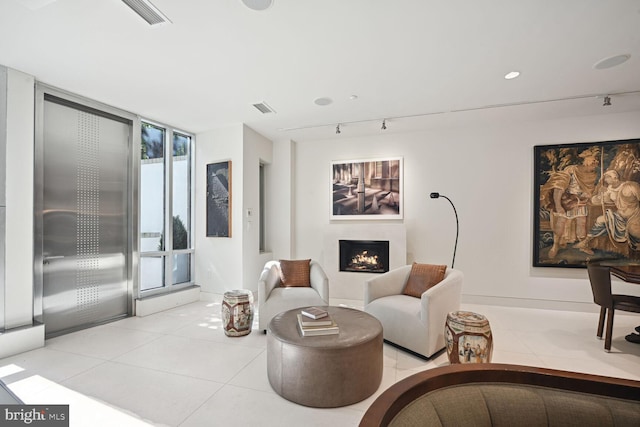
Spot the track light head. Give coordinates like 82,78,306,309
335,124,341,134
381,119,387,130
603,95,612,106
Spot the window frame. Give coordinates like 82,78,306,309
139,119,195,297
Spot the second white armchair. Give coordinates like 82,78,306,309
364,265,463,359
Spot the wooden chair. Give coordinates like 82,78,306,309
586,263,640,351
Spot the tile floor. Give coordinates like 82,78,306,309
1,298,639,426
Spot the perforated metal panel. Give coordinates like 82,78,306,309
76,111,100,316
41,97,129,337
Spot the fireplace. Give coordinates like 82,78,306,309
339,240,390,273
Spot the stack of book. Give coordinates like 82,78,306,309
297,307,339,336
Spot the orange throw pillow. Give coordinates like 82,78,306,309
278,259,311,287
402,263,447,298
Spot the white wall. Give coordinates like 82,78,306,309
292,111,640,309
5,68,34,328
268,140,295,259
0,67,43,357
194,124,274,296
242,125,273,291
194,125,244,295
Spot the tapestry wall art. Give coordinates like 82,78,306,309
534,139,640,267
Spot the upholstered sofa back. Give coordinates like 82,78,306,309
390,383,639,426
360,364,640,427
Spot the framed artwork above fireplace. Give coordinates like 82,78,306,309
331,157,403,220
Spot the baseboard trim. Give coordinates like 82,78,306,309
461,294,598,313
0,323,45,359
135,286,200,317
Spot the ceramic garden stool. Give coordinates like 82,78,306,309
222,290,254,336
445,310,493,364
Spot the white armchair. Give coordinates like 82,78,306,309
364,266,463,358
258,260,329,332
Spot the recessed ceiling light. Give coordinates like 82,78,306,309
504,71,520,80
349,95,358,100
593,54,631,70
241,0,273,11
314,97,333,106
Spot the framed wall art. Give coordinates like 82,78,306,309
331,157,403,220
206,160,232,237
533,138,640,267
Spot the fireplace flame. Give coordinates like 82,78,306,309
350,250,379,270
339,240,389,273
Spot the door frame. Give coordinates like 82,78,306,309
33,83,140,327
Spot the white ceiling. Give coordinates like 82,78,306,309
1,0,639,141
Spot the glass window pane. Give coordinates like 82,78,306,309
139,122,193,295
141,124,165,252
141,124,165,160
172,253,191,285
172,133,191,250
140,256,165,291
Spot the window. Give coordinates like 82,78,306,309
140,121,193,294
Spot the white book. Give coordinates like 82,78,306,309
300,307,328,319
297,314,339,336
300,327,339,337
297,313,333,327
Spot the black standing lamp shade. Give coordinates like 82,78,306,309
430,192,459,268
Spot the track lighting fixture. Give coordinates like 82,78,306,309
281,89,640,135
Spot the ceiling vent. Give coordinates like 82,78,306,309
252,102,276,114
122,0,171,26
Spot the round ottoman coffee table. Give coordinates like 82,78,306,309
267,306,383,408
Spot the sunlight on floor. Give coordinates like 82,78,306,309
2,366,153,427
0,363,24,378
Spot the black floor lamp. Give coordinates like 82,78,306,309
430,192,459,268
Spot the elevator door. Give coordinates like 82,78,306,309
42,97,130,337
